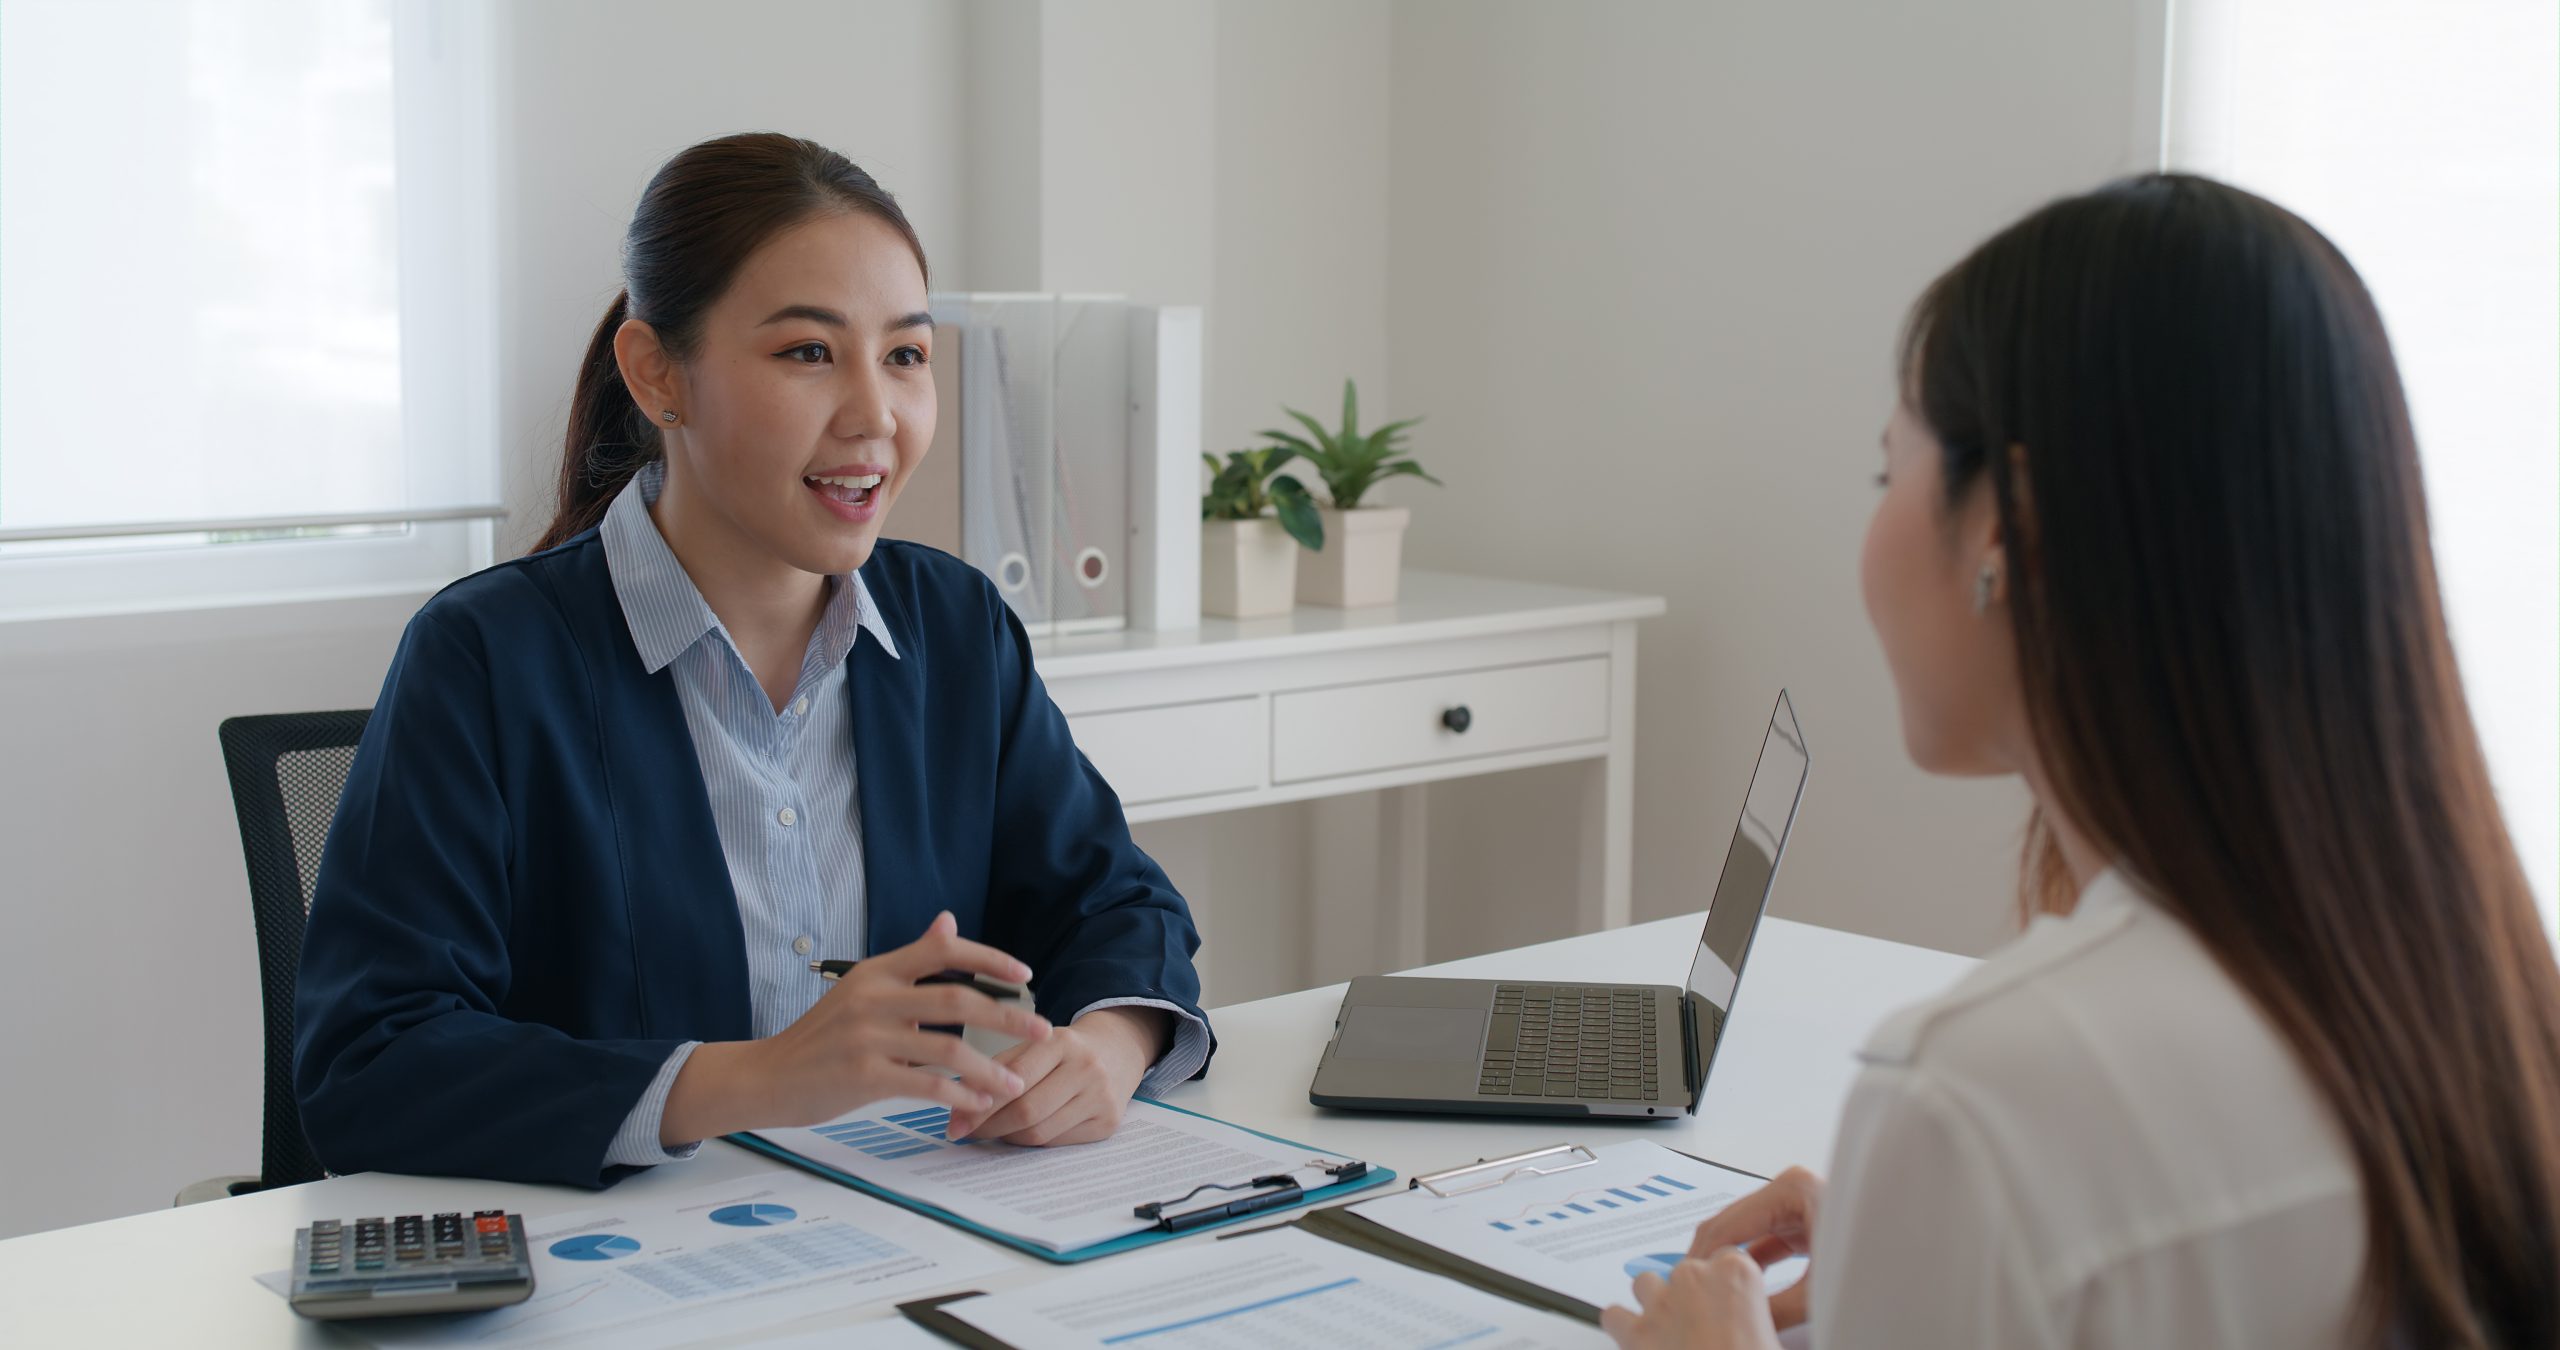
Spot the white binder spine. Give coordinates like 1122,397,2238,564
1128,305,1202,632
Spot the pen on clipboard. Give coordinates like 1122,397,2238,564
809,960,1026,1001
1135,1160,1373,1233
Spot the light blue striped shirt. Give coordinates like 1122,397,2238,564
599,462,1204,1166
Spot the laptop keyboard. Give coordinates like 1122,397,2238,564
1478,984,1659,1099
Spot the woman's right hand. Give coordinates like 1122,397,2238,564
1683,1166,1824,1328
661,912,1052,1145
1599,1166,1822,1349
752,911,1052,1124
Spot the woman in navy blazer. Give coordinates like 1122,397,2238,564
294,133,1212,1188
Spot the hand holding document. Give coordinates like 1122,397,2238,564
929,1228,1612,1349
1347,1141,1806,1313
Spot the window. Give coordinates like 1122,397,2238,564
0,0,497,619
2166,0,2559,927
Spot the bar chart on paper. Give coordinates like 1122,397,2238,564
806,1106,978,1160
1350,1142,1793,1311
1487,1173,1699,1231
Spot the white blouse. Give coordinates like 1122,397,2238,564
1809,870,2366,1348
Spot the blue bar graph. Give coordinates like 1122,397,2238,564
1489,1171,1708,1232
814,1106,971,1161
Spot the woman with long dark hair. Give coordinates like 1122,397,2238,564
1605,175,2559,1347
293,133,1211,1186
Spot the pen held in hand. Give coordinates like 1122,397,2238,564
808,959,1027,1002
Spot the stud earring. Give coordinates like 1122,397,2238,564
1972,559,2000,615
660,410,679,424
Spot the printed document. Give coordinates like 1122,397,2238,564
254,1168,1012,1348
749,1096,1359,1252
940,1227,1611,1348
1349,1141,1804,1311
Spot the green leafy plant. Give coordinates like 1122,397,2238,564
1202,445,1324,551
1259,379,1440,511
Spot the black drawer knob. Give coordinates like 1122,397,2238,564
1442,705,1473,734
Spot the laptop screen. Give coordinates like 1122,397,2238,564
1683,691,1809,1027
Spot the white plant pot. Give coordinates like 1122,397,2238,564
1200,516,1300,618
1299,506,1410,608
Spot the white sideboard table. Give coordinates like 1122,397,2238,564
1035,572,1665,969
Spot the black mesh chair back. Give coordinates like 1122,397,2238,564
218,710,371,1191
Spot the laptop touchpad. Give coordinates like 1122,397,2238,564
1337,1005,1486,1063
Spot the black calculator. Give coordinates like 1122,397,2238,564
288,1210,536,1320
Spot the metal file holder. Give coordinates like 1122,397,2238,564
1410,1143,1602,1198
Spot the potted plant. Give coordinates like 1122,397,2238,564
1200,445,1323,618
1259,379,1439,607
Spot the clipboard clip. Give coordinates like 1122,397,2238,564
1133,1158,1371,1233
1410,1143,1601,1198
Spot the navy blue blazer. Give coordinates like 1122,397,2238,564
293,531,1211,1187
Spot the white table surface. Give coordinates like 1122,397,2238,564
0,914,1973,1347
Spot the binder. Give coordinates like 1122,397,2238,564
894,1142,1767,1344
725,1097,1393,1265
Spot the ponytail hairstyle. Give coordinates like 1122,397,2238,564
533,133,928,551
1901,173,2560,1347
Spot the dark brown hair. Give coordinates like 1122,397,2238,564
533,133,928,551
1902,172,2559,1347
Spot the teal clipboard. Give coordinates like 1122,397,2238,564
724,1096,1395,1264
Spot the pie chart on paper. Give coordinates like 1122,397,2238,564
708,1203,799,1228
549,1233,643,1261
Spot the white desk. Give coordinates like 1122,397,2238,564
1041,571,1664,967
0,914,1972,1348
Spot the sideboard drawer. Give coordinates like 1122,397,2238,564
1069,696,1266,805
1270,658,1610,783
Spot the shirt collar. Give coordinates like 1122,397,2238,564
600,460,901,675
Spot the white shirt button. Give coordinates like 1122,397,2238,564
791,697,809,717
792,935,813,956
776,806,797,827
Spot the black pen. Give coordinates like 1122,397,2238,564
808,960,1026,1001
1155,1181,1306,1233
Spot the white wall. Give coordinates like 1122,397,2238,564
489,0,974,558
1383,0,2162,955
0,598,417,1238
1202,0,1393,451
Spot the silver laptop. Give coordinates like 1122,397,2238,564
1309,690,1808,1118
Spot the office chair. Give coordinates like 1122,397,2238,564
176,710,372,1204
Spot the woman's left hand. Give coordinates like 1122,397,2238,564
948,1006,1165,1144
1601,1249,1785,1350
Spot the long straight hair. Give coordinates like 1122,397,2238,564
533,133,928,552
1903,174,2560,1347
